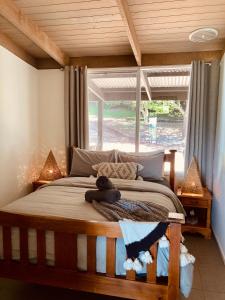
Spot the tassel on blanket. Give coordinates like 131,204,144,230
133,258,143,272
139,251,153,264
123,258,134,271
180,243,195,267
181,234,185,243
123,258,143,272
119,221,168,273
159,235,169,248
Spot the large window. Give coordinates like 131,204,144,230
88,66,191,170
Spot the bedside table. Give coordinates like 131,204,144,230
32,180,51,191
177,188,212,239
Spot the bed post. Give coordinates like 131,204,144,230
169,149,176,191
168,223,181,300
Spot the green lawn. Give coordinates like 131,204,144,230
89,102,136,119
89,100,185,120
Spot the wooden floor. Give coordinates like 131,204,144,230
0,235,224,300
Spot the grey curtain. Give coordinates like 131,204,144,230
64,65,89,171
185,60,220,190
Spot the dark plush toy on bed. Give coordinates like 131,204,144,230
96,176,115,190
85,176,121,204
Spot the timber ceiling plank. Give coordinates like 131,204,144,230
126,0,225,54
0,0,69,65
0,0,223,60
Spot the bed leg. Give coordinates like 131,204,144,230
167,223,181,300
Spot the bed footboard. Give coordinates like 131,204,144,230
0,212,181,300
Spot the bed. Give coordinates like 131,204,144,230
0,149,185,300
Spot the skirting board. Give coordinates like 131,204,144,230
212,229,225,265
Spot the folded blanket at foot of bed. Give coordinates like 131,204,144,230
92,199,169,221
90,199,194,298
119,221,168,271
118,220,195,298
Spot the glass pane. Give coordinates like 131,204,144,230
88,71,137,152
139,100,187,153
103,100,136,152
88,100,98,150
139,67,190,173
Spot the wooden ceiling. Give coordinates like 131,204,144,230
0,0,224,66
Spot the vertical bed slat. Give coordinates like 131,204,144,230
3,226,12,262
126,270,136,281
20,228,28,264
87,236,96,273
147,243,157,283
106,238,116,277
168,224,181,300
37,230,46,265
55,232,77,269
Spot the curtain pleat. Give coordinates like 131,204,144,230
185,60,220,190
64,65,89,173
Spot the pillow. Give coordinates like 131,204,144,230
117,150,164,180
92,162,143,180
70,148,116,177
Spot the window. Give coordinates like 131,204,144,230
88,70,137,152
88,66,191,171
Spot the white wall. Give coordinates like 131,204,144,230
0,46,39,206
38,70,66,175
212,54,225,263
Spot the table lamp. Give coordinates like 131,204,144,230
39,150,62,181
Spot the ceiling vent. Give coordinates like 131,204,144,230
189,28,218,43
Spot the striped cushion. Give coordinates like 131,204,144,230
92,162,144,180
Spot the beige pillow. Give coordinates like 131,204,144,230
92,162,144,180
117,150,164,180
70,148,116,177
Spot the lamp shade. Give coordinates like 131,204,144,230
181,157,203,196
39,150,62,181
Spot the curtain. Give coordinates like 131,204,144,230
64,65,89,171
185,60,220,190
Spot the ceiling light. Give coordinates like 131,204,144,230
189,28,218,43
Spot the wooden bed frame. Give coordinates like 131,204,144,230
0,150,182,300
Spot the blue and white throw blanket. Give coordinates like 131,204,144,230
119,220,195,298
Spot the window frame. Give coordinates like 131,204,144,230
87,66,190,153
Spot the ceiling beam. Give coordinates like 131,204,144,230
151,92,188,101
101,91,187,101
88,80,105,102
141,71,152,101
116,0,141,66
0,30,36,67
152,87,188,92
69,51,222,68
147,71,190,77
0,0,69,66
89,73,137,79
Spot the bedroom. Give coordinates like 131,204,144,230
0,0,225,299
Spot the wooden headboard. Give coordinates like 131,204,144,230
164,150,177,191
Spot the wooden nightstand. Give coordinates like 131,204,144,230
177,188,212,239
32,180,51,191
